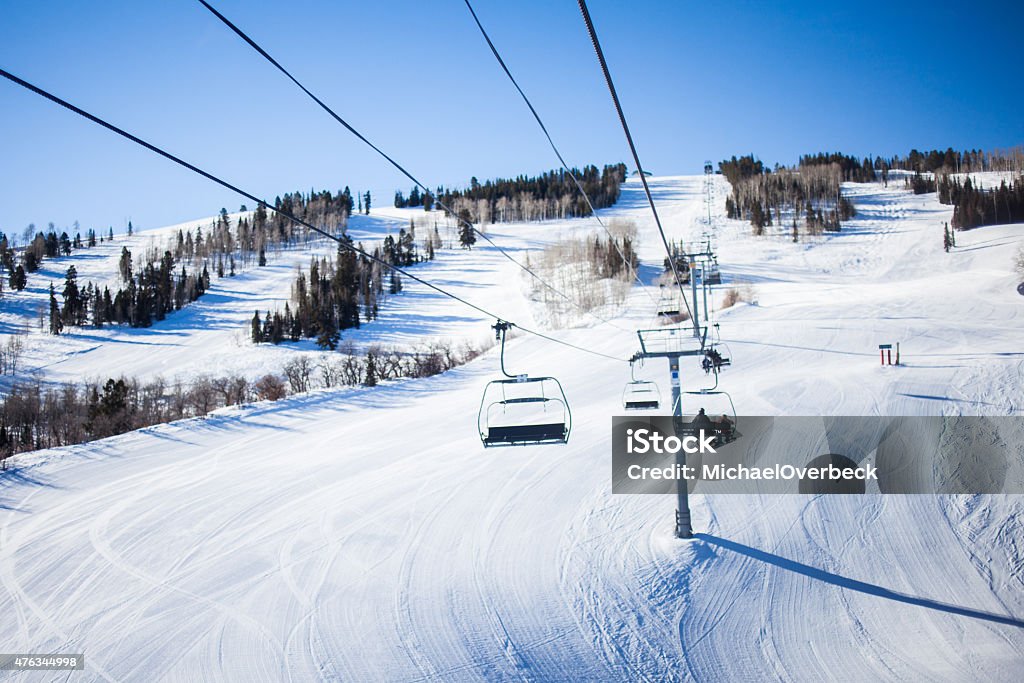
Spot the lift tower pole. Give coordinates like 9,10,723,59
636,327,706,538
690,258,700,339
669,354,692,538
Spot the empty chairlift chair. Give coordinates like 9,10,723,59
623,382,660,410
478,376,571,447
478,321,572,448
622,356,660,410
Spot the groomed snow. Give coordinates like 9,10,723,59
1,175,1023,681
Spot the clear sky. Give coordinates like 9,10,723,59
1,0,1021,240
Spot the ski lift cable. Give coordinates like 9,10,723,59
194,0,631,335
0,67,627,366
575,0,696,326
460,0,660,311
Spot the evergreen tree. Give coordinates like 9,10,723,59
251,310,263,343
48,284,63,335
458,209,476,249
62,265,82,327
363,191,371,215
364,350,378,387
10,265,27,291
119,247,133,282
316,319,340,350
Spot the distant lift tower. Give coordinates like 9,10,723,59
703,160,714,229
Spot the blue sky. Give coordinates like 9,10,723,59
1,0,1021,239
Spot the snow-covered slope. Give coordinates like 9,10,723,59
1,175,1023,681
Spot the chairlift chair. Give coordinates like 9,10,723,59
623,382,660,410
478,321,572,447
478,376,571,447
622,356,660,410
704,258,722,285
678,370,739,445
656,285,682,317
701,344,732,374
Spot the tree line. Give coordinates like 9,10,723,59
398,163,627,224
252,219,442,349
47,252,210,334
0,338,489,463
939,174,1024,230
720,154,856,237
34,185,366,334
2,224,117,295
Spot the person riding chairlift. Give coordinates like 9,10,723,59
691,408,714,435
703,348,725,374
716,413,734,438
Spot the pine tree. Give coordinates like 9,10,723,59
363,191,371,215
251,310,263,343
364,350,378,387
62,266,82,327
258,246,267,267
127,220,133,237
10,265,27,291
316,319,340,350
48,284,63,335
458,210,476,249
119,247,133,282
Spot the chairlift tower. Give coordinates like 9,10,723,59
635,326,708,538
636,239,724,538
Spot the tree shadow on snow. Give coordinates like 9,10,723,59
0,465,62,512
696,534,1024,629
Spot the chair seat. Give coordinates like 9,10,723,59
485,423,567,445
624,400,660,410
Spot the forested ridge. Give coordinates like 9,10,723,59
395,163,628,224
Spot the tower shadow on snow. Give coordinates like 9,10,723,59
696,534,1024,629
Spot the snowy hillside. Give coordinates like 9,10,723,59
1,174,1023,680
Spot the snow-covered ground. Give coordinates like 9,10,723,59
1,175,1023,680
